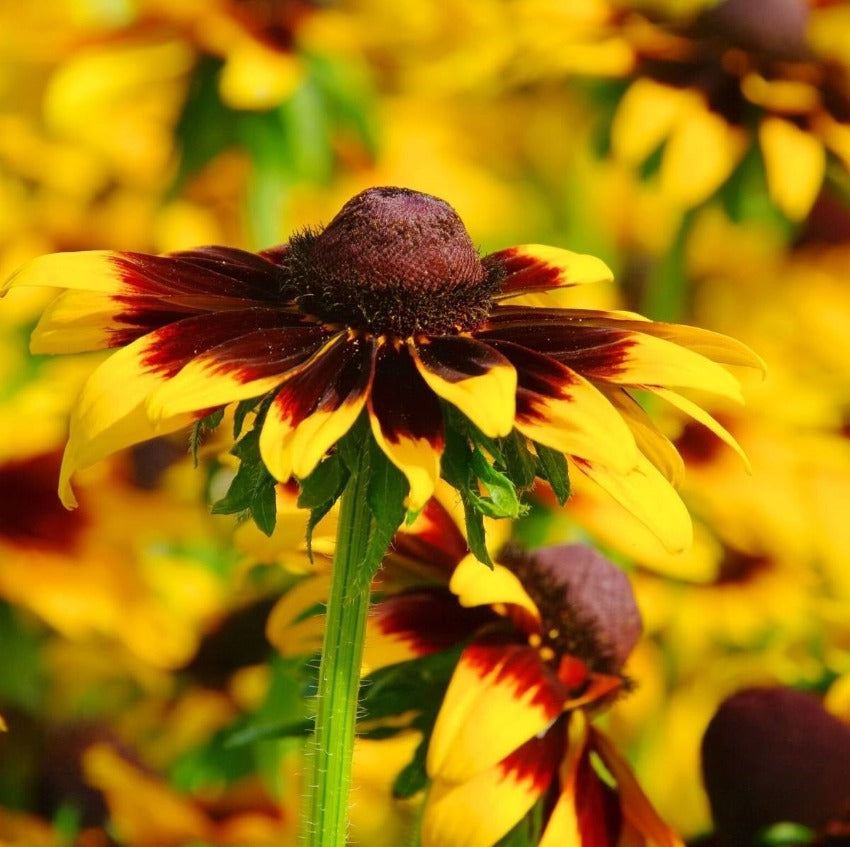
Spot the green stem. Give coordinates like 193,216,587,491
304,448,373,847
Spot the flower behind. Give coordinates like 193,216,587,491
3,186,761,549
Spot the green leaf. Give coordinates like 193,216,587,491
469,447,523,519
190,408,224,466
337,413,371,473
297,453,347,510
297,453,349,559
392,736,428,799
233,398,257,439
223,718,313,748
211,426,278,536
756,822,815,846
357,439,409,587
500,430,538,490
533,442,570,505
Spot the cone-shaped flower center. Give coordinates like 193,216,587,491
285,187,499,337
503,544,642,677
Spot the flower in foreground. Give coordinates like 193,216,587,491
4,186,759,549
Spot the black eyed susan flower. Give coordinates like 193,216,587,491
3,186,759,549
610,0,850,218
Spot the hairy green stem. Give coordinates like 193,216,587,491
304,450,373,847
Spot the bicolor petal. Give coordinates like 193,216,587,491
411,336,516,438
486,245,614,307
147,322,332,420
367,344,444,511
427,642,565,782
573,455,693,553
259,335,374,481
489,340,640,473
423,735,561,847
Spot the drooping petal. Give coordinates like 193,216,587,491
759,116,826,221
410,337,516,438
449,554,541,629
367,344,444,511
423,734,562,847
427,641,565,782
572,455,693,553
592,728,684,847
488,340,640,473
146,323,333,420
364,587,494,673
259,336,374,481
485,245,614,307
603,388,685,486
650,387,751,471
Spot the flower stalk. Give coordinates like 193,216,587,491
304,442,374,847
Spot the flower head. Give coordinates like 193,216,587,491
4,186,760,549
610,0,850,217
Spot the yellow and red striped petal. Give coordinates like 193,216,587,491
3,251,127,296
603,388,685,486
489,340,640,473
572,454,693,553
423,735,561,847
58,345,196,509
411,337,517,438
147,323,333,420
367,344,444,511
591,728,684,847
427,642,565,782
449,554,541,627
364,588,493,674
759,117,825,221
650,387,751,472
486,245,614,305
259,336,375,481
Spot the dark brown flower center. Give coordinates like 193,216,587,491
502,544,642,677
284,187,499,338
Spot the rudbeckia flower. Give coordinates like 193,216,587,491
4,186,759,549
422,544,681,847
702,687,850,845
609,0,850,218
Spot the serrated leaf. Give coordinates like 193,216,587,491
534,442,571,505
297,454,347,510
211,426,278,536
233,398,258,439
337,413,370,473
297,454,349,559
190,407,225,466
501,430,538,490
357,440,409,587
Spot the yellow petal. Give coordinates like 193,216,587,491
3,250,123,296
759,116,826,220
423,736,559,847
265,574,332,658
651,387,751,472
611,79,693,165
368,422,440,512
427,643,563,782
661,105,748,208
449,553,541,624
573,454,693,553
411,338,517,438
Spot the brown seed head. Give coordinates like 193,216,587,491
284,187,498,337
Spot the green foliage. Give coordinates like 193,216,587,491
297,452,350,559
211,425,278,536
532,441,570,505
190,408,224,466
